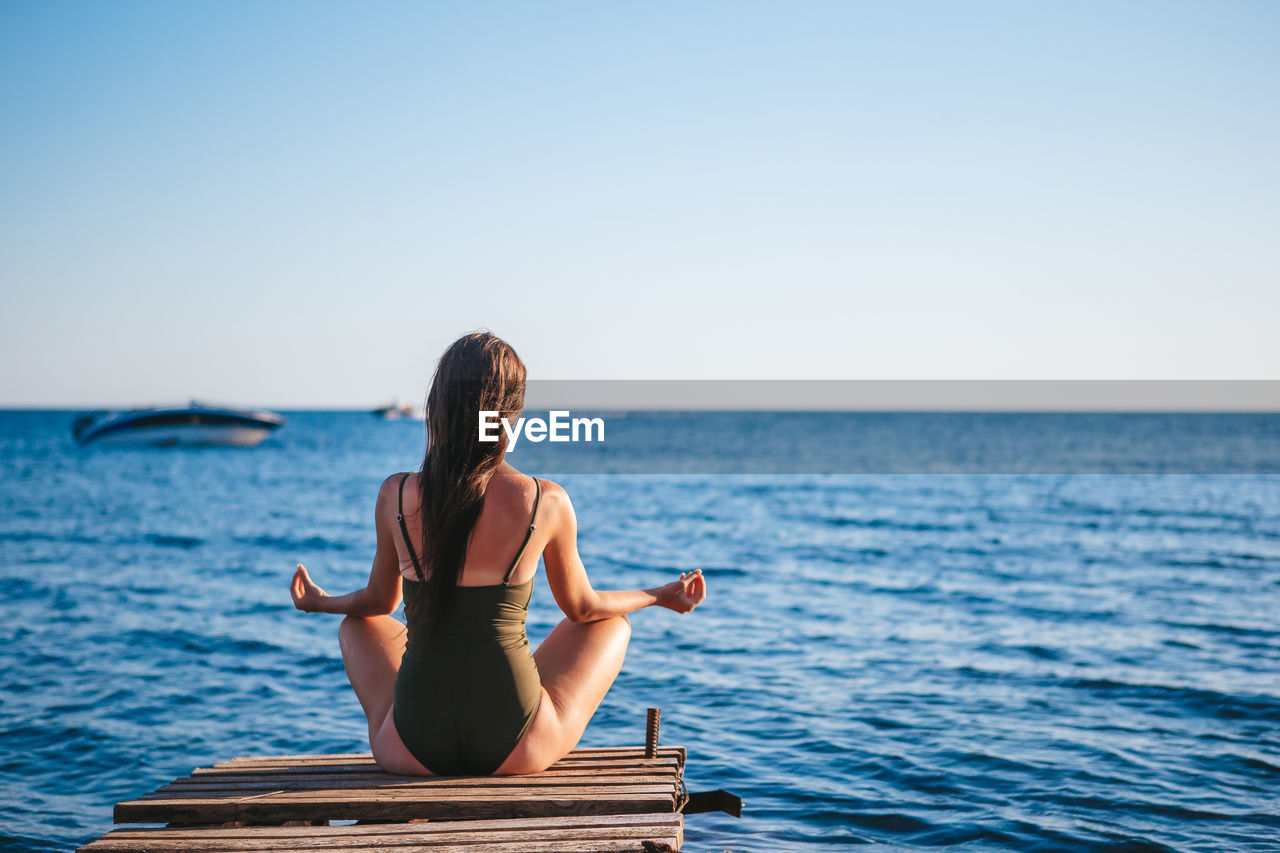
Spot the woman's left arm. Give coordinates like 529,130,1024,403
290,477,404,617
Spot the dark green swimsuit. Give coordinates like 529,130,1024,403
392,473,544,775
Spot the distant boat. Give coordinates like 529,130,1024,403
371,401,425,421
72,402,286,447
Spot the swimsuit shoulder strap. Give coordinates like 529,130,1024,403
502,477,542,586
397,472,424,580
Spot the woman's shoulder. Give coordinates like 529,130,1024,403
506,470,563,499
533,475,567,498
378,471,415,490
498,469,571,515
522,476,572,527
375,471,416,509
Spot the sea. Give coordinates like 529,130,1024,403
1,409,1278,852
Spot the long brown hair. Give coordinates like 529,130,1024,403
411,331,526,632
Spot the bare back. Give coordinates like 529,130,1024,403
390,464,546,587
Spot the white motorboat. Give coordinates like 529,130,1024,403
371,401,425,421
72,402,286,447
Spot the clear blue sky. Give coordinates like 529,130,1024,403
1,1,1277,406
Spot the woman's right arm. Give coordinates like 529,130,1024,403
290,475,405,617
541,482,706,622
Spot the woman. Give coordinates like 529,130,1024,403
289,331,706,775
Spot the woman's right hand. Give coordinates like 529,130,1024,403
657,569,706,614
291,563,330,613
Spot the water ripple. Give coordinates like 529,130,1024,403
1,413,1278,851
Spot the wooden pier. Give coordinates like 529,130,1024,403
79,746,688,852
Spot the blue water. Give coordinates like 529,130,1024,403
2,410,1279,852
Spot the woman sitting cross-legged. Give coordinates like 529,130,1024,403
290,331,706,775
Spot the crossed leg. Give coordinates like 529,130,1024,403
338,613,631,776
495,614,632,774
337,615,431,775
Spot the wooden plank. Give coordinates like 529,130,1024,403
113,747,683,827
172,763,680,783
136,785,676,804
83,830,682,852
153,773,675,794
190,757,681,778
213,747,682,765
170,758,675,778
211,747,685,770
82,814,682,852
82,836,682,850
144,785,678,802
121,786,674,809
116,790,677,825
97,813,678,838
85,835,680,845
150,776,676,797
83,825,681,852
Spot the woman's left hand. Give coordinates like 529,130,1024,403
291,563,330,613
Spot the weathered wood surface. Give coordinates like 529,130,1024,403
112,747,686,826
78,813,684,852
